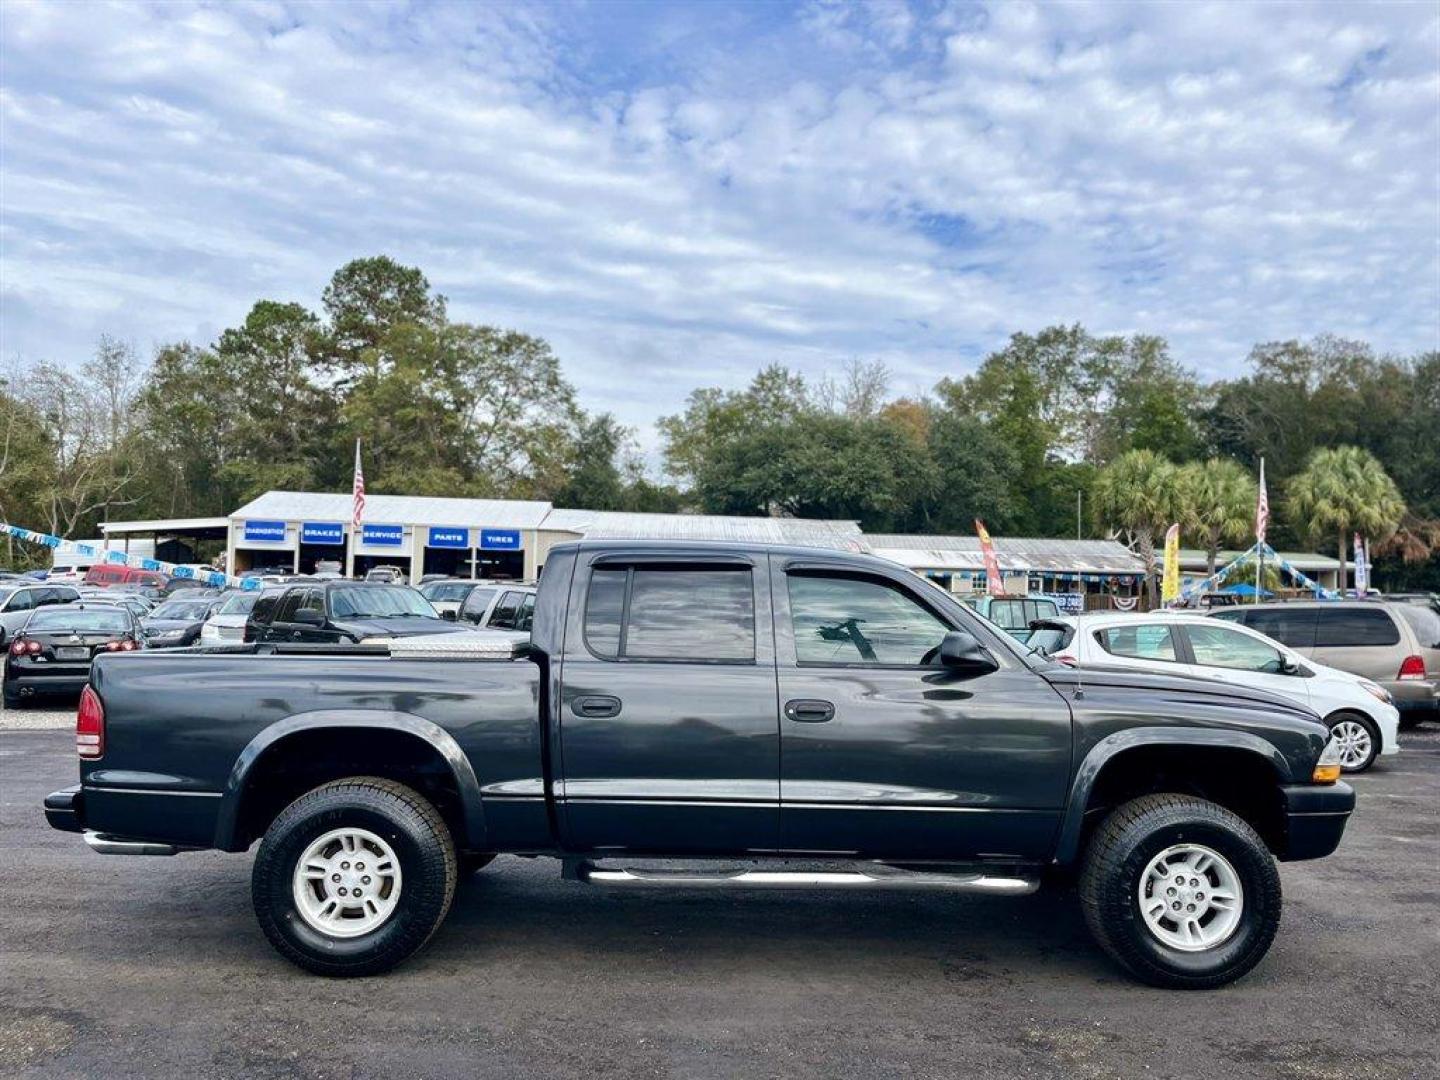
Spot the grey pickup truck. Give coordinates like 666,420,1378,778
44,540,1355,988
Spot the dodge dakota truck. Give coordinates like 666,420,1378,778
44,540,1355,988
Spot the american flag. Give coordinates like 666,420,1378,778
1255,458,1269,544
352,439,365,529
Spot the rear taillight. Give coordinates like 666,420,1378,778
25,640,41,655
1398,655,1426,680
76,686,104,760
8,639,25,656
105,640,121,652
1052,653,1079,666
121,639,137,651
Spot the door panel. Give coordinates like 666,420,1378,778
774,562,1072,861
557,559,779,854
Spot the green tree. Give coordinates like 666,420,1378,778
1091,449,1182,607
1177,458,1258,576
1287,446,1405,589
322,256,446,375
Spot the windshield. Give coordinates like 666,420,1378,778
29,608,130,632
421,582,475,602
330,586,437,619
150,599,213,620
218,592,259,616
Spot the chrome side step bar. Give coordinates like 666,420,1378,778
84,830,178,856
566,860,1038,895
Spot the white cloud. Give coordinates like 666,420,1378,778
1,0,1436,455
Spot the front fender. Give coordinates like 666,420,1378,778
213,709,487,851
1052,726,1293,866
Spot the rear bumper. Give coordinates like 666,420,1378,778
44,786,85,833
1389,679,1439,714
1278,782,1355,861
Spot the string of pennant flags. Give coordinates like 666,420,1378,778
2,522,262,591
1178,541,1336,602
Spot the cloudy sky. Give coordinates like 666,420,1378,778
2,0,1437,443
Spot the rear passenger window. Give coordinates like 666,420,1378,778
1314,608,1401,648
583,566,755,661
250,593,280,625
1096,624,1179,662
489,591,524,629
1244,608,1318,649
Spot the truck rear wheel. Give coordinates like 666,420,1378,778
252,777,457,976
1079,794,1282,990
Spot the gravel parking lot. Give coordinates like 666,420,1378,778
2,701,1437,1080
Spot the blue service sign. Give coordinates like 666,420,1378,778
301,521,345,545
360,523,404,547
478,529,522,551
243,520,288,544
427,526,469,549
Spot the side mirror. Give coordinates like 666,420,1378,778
938,630,999,677
441,610,457,622
292,608,325,627
1280,655,1300,675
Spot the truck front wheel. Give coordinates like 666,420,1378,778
252,777,458,976
1079,793,1282,990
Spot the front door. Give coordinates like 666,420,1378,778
1177,621,1311,710
557,555,780,854
772,560,1072,861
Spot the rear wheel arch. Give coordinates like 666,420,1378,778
1055,729,1293,866
216,711,486,853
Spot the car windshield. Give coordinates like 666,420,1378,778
150,600,213,620
28,608,130,632
421,582,474,602
330,586,436,619
0,587,16,605
218,592,259,616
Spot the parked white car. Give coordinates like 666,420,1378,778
199,590,262,645
1033,612,1400,773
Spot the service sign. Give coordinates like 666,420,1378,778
427,526,469,549
478,529,522,551
301,522,345,546
243,520,288,544
360,523,404,547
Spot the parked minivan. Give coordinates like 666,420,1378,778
1212,601,1440,727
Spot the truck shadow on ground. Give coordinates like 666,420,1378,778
425,858,1108,982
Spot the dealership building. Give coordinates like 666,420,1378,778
94,489,1147,594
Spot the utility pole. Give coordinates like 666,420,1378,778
1076,490,1082,540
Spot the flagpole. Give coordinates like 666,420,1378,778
1255,457,1265,604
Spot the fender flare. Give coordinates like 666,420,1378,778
1052,726,1293,866
213,709,487,851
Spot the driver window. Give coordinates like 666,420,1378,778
787,573,949,666
1186,624,1285,673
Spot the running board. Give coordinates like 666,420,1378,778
84,830,178,856
565,860,1038,895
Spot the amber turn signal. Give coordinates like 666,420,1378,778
1311,763,1341,784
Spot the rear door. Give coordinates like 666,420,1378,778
556,553,779,854
772,560,1072,860
1311,607,1404,681
1088,621,1191,679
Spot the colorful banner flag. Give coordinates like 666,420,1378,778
1354,533,1369,593
974,519,1005,596
1161,523,1181,604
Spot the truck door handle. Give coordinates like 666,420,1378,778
573,695,622,719
785,699,835,723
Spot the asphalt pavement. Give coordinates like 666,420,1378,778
2,703,1437,1080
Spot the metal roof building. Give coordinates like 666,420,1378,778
863,534,1146,594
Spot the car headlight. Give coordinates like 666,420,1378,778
1358,679,1393,705
1312,737,1343,784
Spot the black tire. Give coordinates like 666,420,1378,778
3,681,23,710
1326,711,1380,773
458,852,496,876
251,777,458,977
1079,794,1282,990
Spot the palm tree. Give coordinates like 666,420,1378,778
1092,449,1182,607
1287,446,1405,589
1177,459,1258,577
